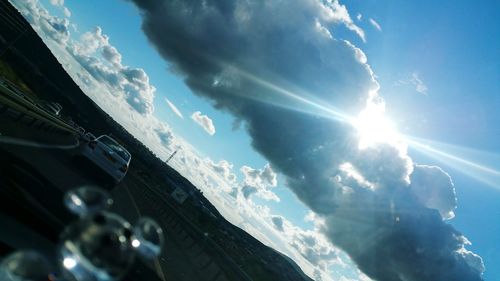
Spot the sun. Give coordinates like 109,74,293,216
352,101,400,149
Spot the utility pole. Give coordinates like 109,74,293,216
165,150,178,164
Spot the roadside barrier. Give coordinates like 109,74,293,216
0,82,77,134
0,134,79,150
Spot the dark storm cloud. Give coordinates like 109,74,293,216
127,0,484,280
409,165,457,219
323,183,484,281
129,0,375,212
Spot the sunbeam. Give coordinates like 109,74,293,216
219,62,500,190
216,63,354,123
405,136,500,188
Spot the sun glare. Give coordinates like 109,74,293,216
353,102,400,149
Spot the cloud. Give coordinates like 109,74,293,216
206,159,237,183
239,164,279,201
129,0,484,280
45,16,70,44
69,27,156,115
369,18,382,31
191,111,216,135
49,0,64,6
15,0,71,45
154,122,174,147
271,215,285,232
47,0,71,17
409,165,457,219
16,0,483,280
62,7,71,17
397,72,428,95
75,26,108,55
319,0,365,42
270,214,346,274
165,98,183,119
411,72,428,94
102,45,122,66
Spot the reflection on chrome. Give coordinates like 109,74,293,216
0,250,52,281
0,186,164,281
132,217,164,259
58,212,136,281
63,186,113,216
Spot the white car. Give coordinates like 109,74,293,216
80,135,131,184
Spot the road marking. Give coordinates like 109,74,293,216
123,184,141,216
123,184,167,281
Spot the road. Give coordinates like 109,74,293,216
0,77,248,281
0,137,226,280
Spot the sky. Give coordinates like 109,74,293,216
8,0,500,280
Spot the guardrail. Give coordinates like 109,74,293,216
0,81,77,134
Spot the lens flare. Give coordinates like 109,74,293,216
63,258,76,269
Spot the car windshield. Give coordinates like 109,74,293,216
99,136,131,162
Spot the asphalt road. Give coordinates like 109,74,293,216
0,134,206,281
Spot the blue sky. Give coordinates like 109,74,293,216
345,2,500,279
11,0,500,280
58,0,314,228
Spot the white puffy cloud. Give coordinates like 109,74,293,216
239,164,279,201
102,45,122,66
74,26,108,55
154,122,174,147
270,214,347,275
47,0,71,18
205,159,237,183
191,111,216,135
45,16,70,44
14,0,71,45
49,0,64,6
70,27,156,115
